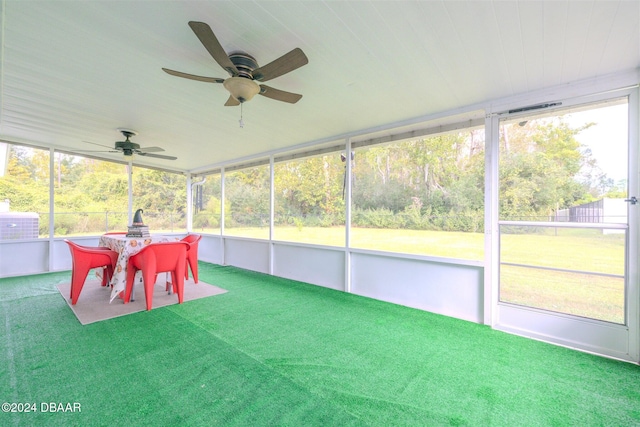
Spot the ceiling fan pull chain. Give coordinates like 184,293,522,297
239,103,245,128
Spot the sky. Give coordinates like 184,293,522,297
567,103,628,184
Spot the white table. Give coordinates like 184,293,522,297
99,234,180,302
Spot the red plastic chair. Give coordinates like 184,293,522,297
64,240,119,305
123,241,190,311
182,234,202,283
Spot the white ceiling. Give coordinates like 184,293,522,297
1,0,638,173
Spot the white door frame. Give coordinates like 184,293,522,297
486,86,639,363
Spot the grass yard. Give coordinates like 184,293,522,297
212,226,487,260
197,225,627,323
500,228,624,274
205,226,624,271
499,228,625,323
500,266,625,323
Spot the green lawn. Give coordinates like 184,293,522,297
203,225,627,323
499,229,625,323
208,226,487,260
500,266,625,323
204,226,624,270
500,229,624,274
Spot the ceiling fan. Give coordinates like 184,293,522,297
162,21,308,106
79,129,177,160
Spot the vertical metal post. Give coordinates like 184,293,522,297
269,156,275,275
484,113,500,326
48,148,55,271
345,138,352,293
220,168,225,234
627,87,639,362
127,161,133,225
186,173,192,232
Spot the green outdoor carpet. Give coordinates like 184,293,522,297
1,263,639,426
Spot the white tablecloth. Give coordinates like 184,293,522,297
99,234,180,302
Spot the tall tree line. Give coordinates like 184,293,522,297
2,117,620,233
0,148,186,234
207,118,617,231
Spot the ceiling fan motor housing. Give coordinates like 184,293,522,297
228,52,258,79
115,140,140,151
222,52,260,103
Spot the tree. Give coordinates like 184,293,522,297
499,118,597,220
133,168,187,214
274,155,344,223
0,146,50,212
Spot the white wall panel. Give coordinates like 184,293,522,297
496,304,631,362
52,239,72,271
51,237,102,272
224,238,269,274
351,252,484,323
198,235,224,265
272,243,345,291
0,240,49,277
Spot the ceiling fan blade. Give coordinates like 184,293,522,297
252,48,308,82
137,146,165,153
83,140,116,149
259,85,303,104
224,95,241,107
137,152,177,160
188,21,238,76
74,149,119,153
162,68,225,84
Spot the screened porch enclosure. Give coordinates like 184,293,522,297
1,79,639,364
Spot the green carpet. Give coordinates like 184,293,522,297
1,263,639,426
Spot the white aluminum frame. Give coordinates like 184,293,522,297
2,71,639,363
489,86,639,363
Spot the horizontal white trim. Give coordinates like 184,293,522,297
349,247,484,268
501,262,624,279
499,220,628,229
351,118,485,149
485,68,640,116
0,138,189,174
225,235,485,268
197,117,486,174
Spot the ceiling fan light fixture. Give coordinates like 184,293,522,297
223,77,260,103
